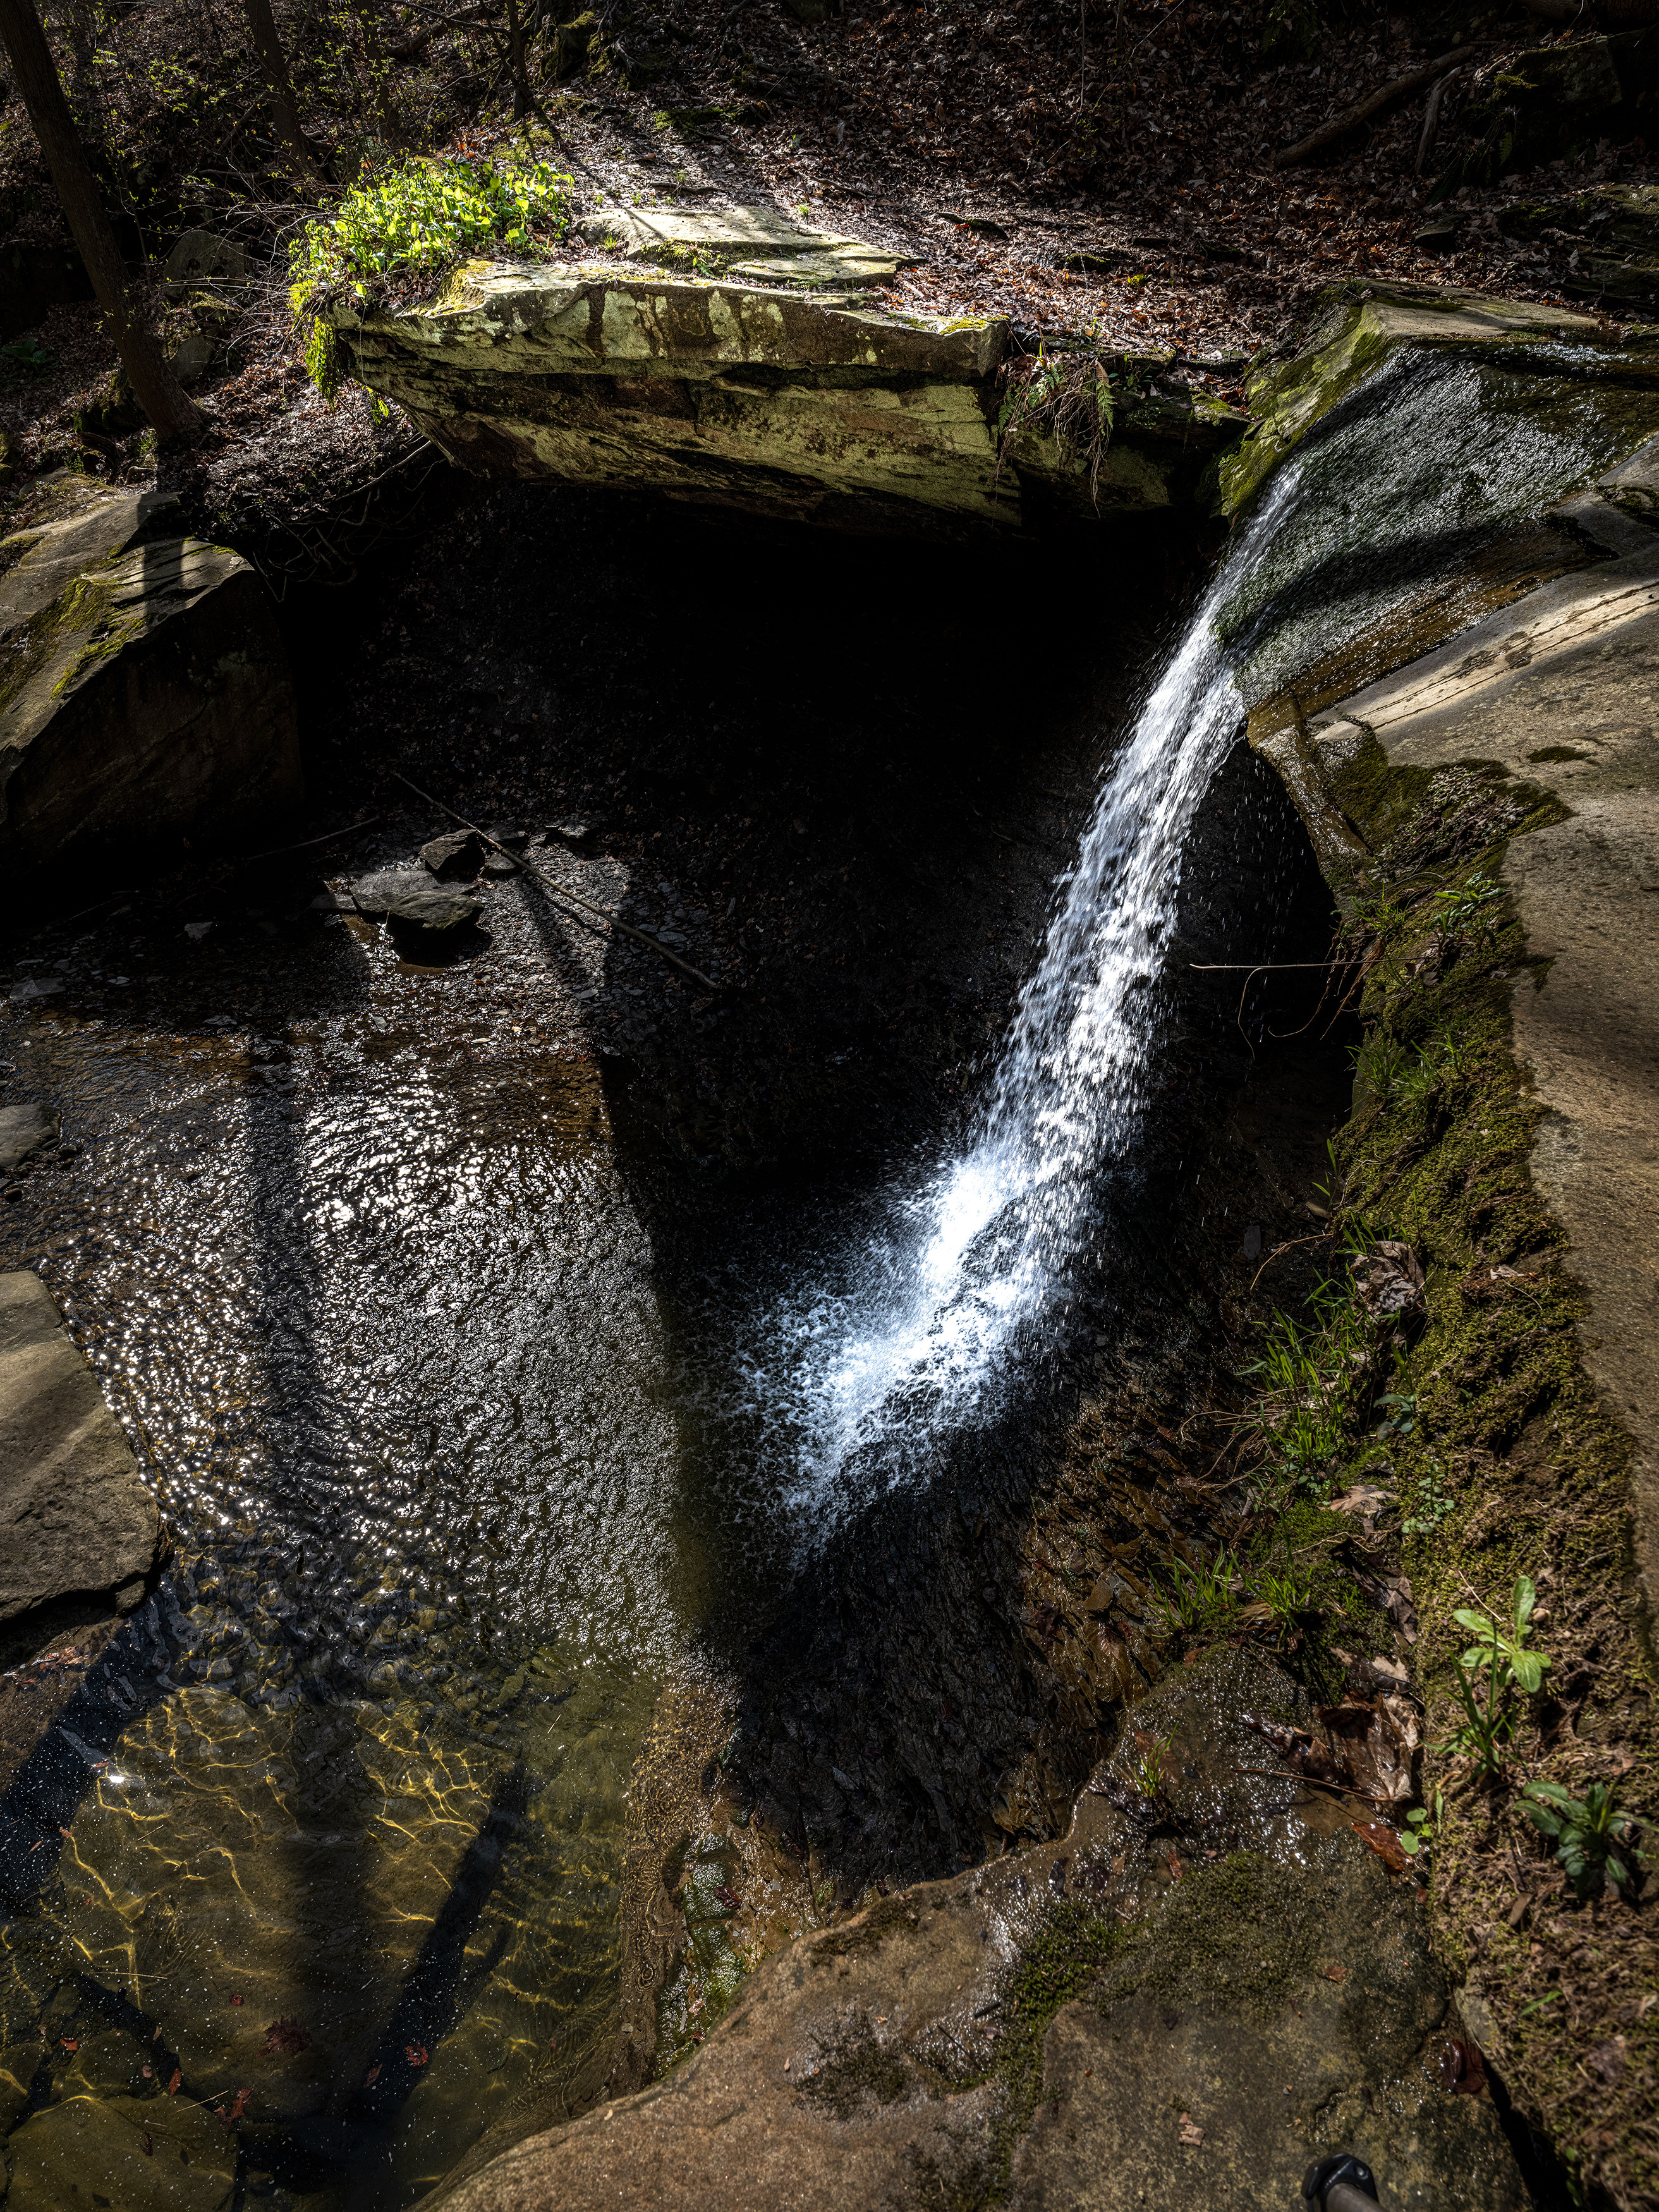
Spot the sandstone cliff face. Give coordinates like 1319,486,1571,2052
0,477,299,889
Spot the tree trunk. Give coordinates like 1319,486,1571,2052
0,0,202,444
507,0,530,119
242,0,332,192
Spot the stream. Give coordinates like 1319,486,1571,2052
0,341,1650,2210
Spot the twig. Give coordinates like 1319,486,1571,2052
382,770,721,992
1248,1230,1334,1294
1237,1766,1394,1807
239,818,379,865
1273,44,1483,168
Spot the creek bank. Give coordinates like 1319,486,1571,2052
1217,285,1659,2209
430,1644,1523,2212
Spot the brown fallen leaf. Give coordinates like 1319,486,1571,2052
1351,1820,1408,1875
1178,2114,1205,2146
231,1993,243,2006
167,2069,181,2095
141,2132,154,2156
260,2017,312,2058
59,2037,78,2051
229,2088,251,2121
1323,1964,1348,1983
404,2044,428,2067
1437,2037,1486,2096
366,2062,382,2084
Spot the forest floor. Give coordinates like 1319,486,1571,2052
1,0,1654,537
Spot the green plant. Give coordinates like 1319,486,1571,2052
1402,1458,1454,1538
1248,1550,1310,1632
1150,1547,1241,1636
1129,1730,1174,1805
288,150,571,396
1239,1270,1370,1488
1437,1578,1548,1778
1456,1576,1549,1695
1522,1781,1650,1900
0,335,56,384
996,344,1115,504
1398,1785,1443,1866
1433,870,1503,937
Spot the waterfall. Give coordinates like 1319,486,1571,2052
751,466,1297,1507
755,346,1626,1522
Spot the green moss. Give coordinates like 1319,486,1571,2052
1100,1851,1322,2018
1233,732,1657,2206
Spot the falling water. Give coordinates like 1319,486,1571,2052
768,345,1637,1514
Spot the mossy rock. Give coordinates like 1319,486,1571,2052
1431,29,1659,195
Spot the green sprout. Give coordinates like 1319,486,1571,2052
1522,1780,1650,1901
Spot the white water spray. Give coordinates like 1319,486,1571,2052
756,345,1627,1519
762,466,1300,1504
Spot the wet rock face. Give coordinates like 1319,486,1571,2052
434,1648,1526,2212
0,1273,164,1656
0,477,300,892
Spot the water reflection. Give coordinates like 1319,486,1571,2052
0,898,688,2208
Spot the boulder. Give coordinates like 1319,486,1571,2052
0,1272,163,1655
421,828,485,878
0,477,301,891
1498,182,1659,317
0,1100,59,1173
1433,31,1659,195
1597,430,1659,521
429,1648,1522,2212
353,870,482,939
161,228,249,296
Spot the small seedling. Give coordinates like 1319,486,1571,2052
1129,1730,1174,1806
1398,1787,1443,1865
1522,1780,1650,1900
1455,1576,1548,1696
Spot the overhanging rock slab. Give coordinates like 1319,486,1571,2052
329,255,1241,533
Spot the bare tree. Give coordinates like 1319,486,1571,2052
243,0,334,193
0,0,203,444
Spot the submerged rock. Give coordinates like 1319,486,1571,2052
0,1100,59,1173
5,2089,239,2212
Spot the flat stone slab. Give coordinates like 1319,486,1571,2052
0,1272,163,1645
353,870,482,934
0,1101,59,1173
602,205,902,288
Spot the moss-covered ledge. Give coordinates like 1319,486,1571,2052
1237,502,1658,2209
325,257,1244,534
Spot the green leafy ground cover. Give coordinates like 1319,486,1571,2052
287,147,572,398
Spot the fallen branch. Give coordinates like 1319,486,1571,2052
240,817,379,865
1273,44,1482,169
382,769,721,993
